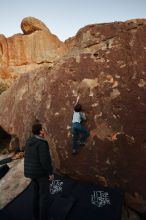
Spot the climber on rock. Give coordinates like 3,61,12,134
71,96,89,155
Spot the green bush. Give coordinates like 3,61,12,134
0,82,8,94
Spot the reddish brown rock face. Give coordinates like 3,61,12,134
0,19,146,215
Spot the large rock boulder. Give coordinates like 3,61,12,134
21,16,50,34
0,19,146,216
0,17,67,88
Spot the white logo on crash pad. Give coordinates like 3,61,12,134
91,191,111,207
50,180,63,194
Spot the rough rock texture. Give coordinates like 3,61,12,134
0,17,67,87
0,19,146,216
0,156,30,209
122,207,143,220
21,16,50,34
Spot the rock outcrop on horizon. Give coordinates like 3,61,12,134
0,17,67,88
21,16,50,34
0,18,146,217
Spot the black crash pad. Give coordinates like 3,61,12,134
0,157,12,166
0,164,9,179
0,174,123,220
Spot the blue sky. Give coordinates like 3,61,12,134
0,0,146,41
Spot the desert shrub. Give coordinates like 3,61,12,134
0,82,8,94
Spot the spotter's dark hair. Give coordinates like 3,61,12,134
32,123,42,135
